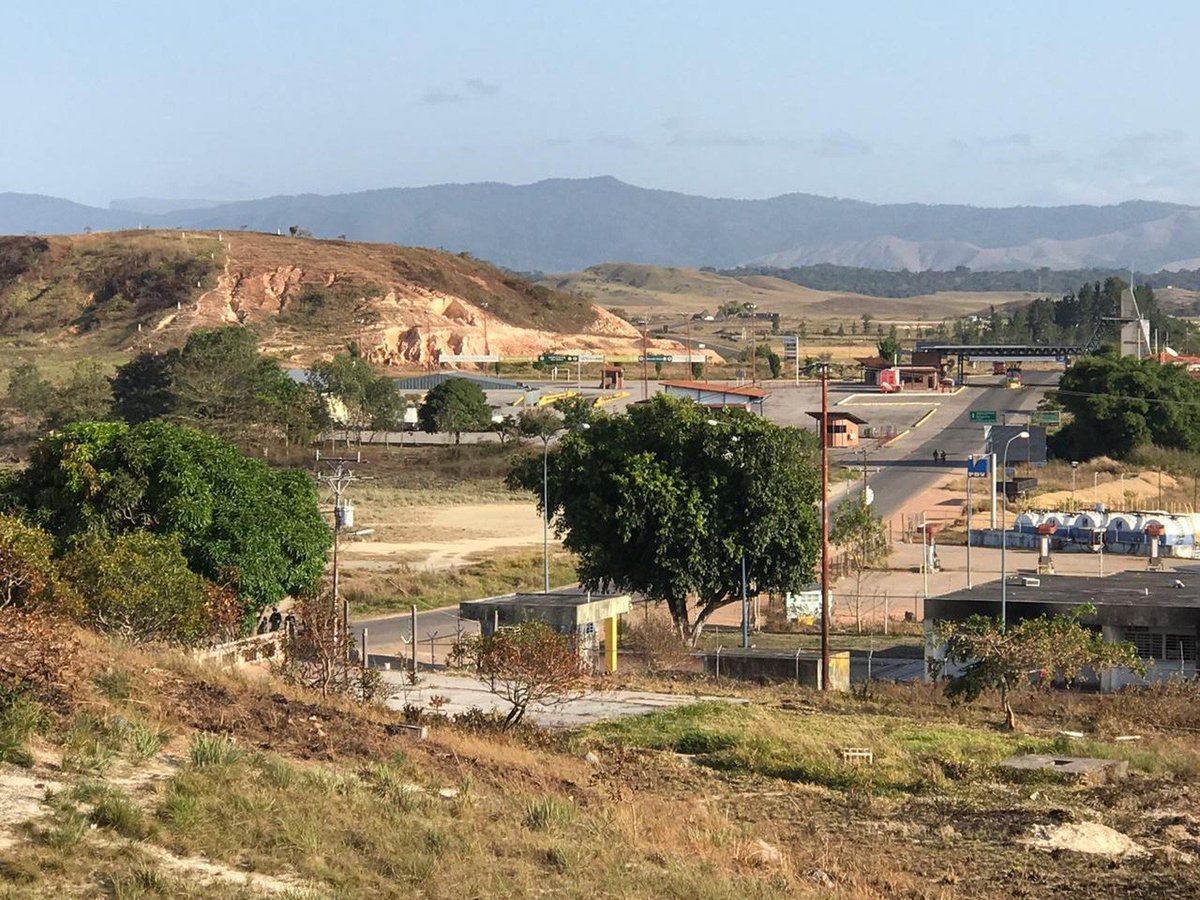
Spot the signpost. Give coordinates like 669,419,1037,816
1032,410,1061,426
969,409,998,423
783,335,800,385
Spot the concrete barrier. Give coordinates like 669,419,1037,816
700,649,851,691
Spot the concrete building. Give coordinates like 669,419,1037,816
925,571,1200,690
807,410,868,448
459,590,631,673
660,380,769,413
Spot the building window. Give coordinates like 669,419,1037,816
1125,627,1198,662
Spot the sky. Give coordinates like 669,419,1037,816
2,0,1198,209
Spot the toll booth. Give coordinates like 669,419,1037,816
600,365,624,389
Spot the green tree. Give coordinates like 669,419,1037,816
418,377,492,444
61,532,214,644
0,515,60,609
5,420,330,620
830,496,888,631
691,361,704,379
111,327,320,444
4,363,52,426
518,406,563,441
930,608,1142,730
507,396,820,642
309,349,403,445
1051,356,1200,460
876,330,902,362
552,395,595,429
46,360,112,429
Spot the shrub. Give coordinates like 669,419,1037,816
523,796,577,831
61,532,213,645
188,733,241,768
0,514,62,609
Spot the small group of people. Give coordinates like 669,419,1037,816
932,449,948,466
257,606,296,636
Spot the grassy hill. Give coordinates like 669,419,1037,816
545,263,1034,325
0,231,641,371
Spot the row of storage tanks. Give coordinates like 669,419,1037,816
1012,509,1200,557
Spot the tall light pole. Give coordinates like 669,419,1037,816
999,430,1030,630
1071,461,1079,508
818,363,832,691
542,435,551,593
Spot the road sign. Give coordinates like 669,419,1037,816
439,353,499,363
782,335,799,361
966,456,990,478
640,354,673,363
969,410,998,423
576,354,605,363
539,353,578,364
1032,410,1061,426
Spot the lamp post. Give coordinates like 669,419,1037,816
999,430,1030,630
1070,461,1079,508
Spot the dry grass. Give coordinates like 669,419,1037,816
343,549,577,615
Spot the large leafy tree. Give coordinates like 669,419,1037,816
508,395,820,642
930,608,1143,730
3,420,330,619
110,326,321,445
418,377,492,444
1051,355,1200,460
309,348,404,444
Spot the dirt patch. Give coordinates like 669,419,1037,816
0,768,62,851
1022,821,1147,857
139,843,311,895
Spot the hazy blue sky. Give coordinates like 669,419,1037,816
3,0,1197,207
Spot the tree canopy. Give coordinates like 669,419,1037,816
308,348,405,441
110,326,322,445
930,608,1142,730
418,377,492,443
508,396,820,641
3,420,330,618
1050,355,1200,460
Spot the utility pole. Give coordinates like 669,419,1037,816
315,453,365,659
640,319,649,401
818,363,831,691
966,455,973,590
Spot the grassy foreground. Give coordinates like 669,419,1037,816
3,627,1200,898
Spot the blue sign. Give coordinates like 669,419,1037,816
966,456,990,478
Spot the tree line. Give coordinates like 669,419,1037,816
715,262,1200,298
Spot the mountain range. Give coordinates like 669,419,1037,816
2,177,1199,273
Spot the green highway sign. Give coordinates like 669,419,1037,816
969,410,998,423
539,353,578,364
1033,410,1061,426
640,354,673,363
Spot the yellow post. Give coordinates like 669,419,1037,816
603,615,619,673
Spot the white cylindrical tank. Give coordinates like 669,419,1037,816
335,503,355,530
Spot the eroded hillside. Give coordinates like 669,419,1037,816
0,231,693,367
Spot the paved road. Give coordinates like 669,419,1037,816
846,371,1058,521
353,605,476,659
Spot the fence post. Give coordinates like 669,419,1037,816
410,604,418,676
361,627,369,668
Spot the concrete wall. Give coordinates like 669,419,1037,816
700,650,851,692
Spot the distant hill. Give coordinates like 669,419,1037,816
2,177,1199,272
108,197,224,215
0,230,692,368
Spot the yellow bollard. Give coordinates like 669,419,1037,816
603,616,618,673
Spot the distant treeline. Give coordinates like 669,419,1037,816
713,263,1200,298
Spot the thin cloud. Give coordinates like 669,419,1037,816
421,88,465,106
663,117,804,149
590,134,639,149
813,131,872,158
422,79,500,106
465,78,499,97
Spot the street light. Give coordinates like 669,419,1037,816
1070,461,1079,508
999,430,1030,630
543,422,590,593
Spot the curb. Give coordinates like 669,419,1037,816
911,408,937,429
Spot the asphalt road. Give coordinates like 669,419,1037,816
846,371,1058,521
